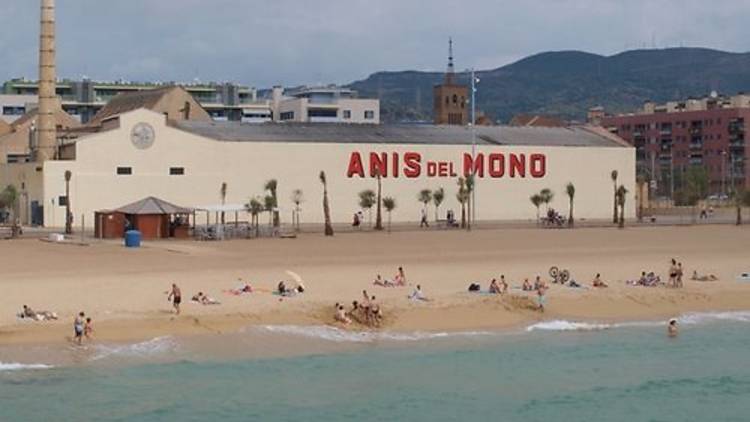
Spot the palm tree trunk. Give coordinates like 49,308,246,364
568,201,574,228
467,198,472,231
375,175,383,231
461,204,466,228
737,205,742,226
323,187,334,236
618,201,625,228
613,183,618,224
387,212,392,233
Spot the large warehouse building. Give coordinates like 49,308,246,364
0,105,635,229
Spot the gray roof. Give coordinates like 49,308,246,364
174,122,628,148
116,196,192,215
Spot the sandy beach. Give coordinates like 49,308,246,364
2,224,750,346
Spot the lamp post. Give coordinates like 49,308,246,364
721,150,727,197
469,69,479,225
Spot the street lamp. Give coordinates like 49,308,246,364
721,150,727,197
468,69,480,225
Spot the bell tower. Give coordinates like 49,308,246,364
433,38,468,125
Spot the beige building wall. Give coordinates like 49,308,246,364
3,109,635,229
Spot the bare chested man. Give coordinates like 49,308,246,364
167,283,182,315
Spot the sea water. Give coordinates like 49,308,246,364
2,312,750,421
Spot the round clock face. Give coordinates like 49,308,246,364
130,122,155,150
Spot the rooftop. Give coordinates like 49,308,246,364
175,121,628,148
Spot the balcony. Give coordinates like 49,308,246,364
689,127,703,136
689,142,703,150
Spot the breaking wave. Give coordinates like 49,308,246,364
91,336,178,361
259,325,496,343
526,311,750,332
0,362,53,372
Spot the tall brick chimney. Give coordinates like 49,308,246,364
35,0,57,161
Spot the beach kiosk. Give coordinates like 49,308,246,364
95,196,193,240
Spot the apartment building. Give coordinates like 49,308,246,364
599,93,749,197
272,86,379,124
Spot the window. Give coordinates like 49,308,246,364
343,110,352,119
58,196,68,207
452,94,458,104
2,106,25,116
117,167,132,175
364,110,375,120
307,109,337,118
169,167,185,175
6,154,30,163
280,111,295,120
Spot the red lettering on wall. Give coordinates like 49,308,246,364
370,152,388,177
438,162,449,177
510,154,526,178
403,152,421,178
427,162,438,177
347,152,365,178
488,153,505,178
392,152,400,178
530,154,546,178
463,153,485,178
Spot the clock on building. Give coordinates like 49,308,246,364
130,122,155,149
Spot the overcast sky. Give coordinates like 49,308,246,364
1,0,748,88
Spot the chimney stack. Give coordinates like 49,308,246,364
35,0,57,161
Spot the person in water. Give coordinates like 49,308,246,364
668,319,678,337
73,312,85,345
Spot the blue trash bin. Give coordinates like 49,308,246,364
125,230,142,248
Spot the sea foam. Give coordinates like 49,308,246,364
92,336,178,361
526,311,750,332
259,325,495,343
0,362,53,372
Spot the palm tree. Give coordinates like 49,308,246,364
530,193,543,225
566,182,575,228
0,185,19,238
291,189,304,232
265,179,279,227
374,170,384,231
611,170,619,224
220,182,227,225
539,188,554,212
64,170,72,235
418,189,432,216
246,197,263,237
636,175,646,223
319,171,334,236
734,189,750,225
616,185,628,229
456,178,469,229
263,195,275,226
382,196,396,233
432,187,445,221
465,175,475,230
358,189,376,227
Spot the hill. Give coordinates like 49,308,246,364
347,48,750,123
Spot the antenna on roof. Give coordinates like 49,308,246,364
445,37,455,84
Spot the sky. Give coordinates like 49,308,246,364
1,0,749,88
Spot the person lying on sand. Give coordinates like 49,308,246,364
691,271,718,282
334,303,352,325
17,305,58,321
592,273,608,288
567,279,583,288
227,282,253,295
373,274,394,287
408,285,430,301
192,292,221,305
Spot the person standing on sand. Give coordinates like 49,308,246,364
537,285,547,313
167,283,182,315
668,319,678,337
84,317,93,341
73,312,85,345
420,208,429,228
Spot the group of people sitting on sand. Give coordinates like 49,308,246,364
627,271,662,287
468,276,509,295
17,305,58,321
334,289,383,327
277,280,305,297
372,267,407,287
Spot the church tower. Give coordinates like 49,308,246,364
433,38,469,125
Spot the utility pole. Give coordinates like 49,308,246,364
470,68,478,226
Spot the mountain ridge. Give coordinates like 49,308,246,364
347,47,750,123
